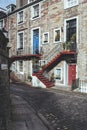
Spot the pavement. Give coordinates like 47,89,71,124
9,94,49,130
9,82,87,130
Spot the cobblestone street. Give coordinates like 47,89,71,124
10,83,87,130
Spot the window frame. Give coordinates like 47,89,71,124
17,10,24,24
54,68,62,81
28,0,36,3
17,31,24,50
64,0,78,9
0,19,4,29
18,60,24,74
43,32,49,44
31,3,40,20
54,28,61,43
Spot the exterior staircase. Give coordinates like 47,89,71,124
33,43,77,88
9,47,41,65
34,71,54,88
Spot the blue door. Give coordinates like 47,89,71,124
33,29,39,54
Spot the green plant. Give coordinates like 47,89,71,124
66,42,71,50
63,42,71,50
27,75,32,81
70,33,76,42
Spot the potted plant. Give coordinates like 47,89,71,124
63,41,71,51
70,33,76,43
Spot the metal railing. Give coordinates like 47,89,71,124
79,80,87,93
9,47,31,57
44,42,63,63
72,78,79,90
72,79,87,93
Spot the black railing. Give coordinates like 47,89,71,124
71,78,79,90
70,42,77,52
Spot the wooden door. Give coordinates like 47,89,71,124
68,64,76,85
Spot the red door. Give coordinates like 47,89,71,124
68,64,76,85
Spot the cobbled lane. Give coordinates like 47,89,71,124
10,83,87,130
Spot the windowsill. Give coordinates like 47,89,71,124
42,42,49,44
17,48,23,50
54,41,61,44
64,4,78,9
19,71,24,74
18,21,24,25
31,15,40,20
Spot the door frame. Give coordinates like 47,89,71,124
64,17,78,84
68,64,76,85
31,27,40,54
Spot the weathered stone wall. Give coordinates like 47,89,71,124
8,0,87,82
0,48,10,129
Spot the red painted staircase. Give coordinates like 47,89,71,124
10,54,41,65
33,50,77,88
42,51,76,72
33,72,54,88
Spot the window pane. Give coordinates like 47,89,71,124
0,20,3,29
33,4,39,17
44,34,48,42
66,19,76,42
19,33,23,49
18,11,23,23
54,29,61,42
19,61,23,72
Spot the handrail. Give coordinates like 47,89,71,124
44,42,63,63
9,46,31,57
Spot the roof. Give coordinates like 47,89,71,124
0,8,6,19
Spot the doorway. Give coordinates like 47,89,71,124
33,29,39,54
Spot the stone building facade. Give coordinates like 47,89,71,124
1,0,87,89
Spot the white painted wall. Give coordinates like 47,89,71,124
32,76,46,88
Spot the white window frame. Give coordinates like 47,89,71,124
28,0,36,3
43,32,49,44
54,68,62,81
17,31,24,50
64,16,78,43
54,28,61,43
0,19,4,29
17,10,24,24
31,3,40,20
17,61,24,74
64,0,78,9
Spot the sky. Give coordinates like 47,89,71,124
0,0,16,9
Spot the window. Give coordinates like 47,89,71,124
0,20,3,29
32,4,40,19
43,32,49,44
28,0,36,3
54,68,62,80
17,32,24,49
64,0,78,9
19,61,23,72
66,19,76,42
18,11,23,24
54,28,61,43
